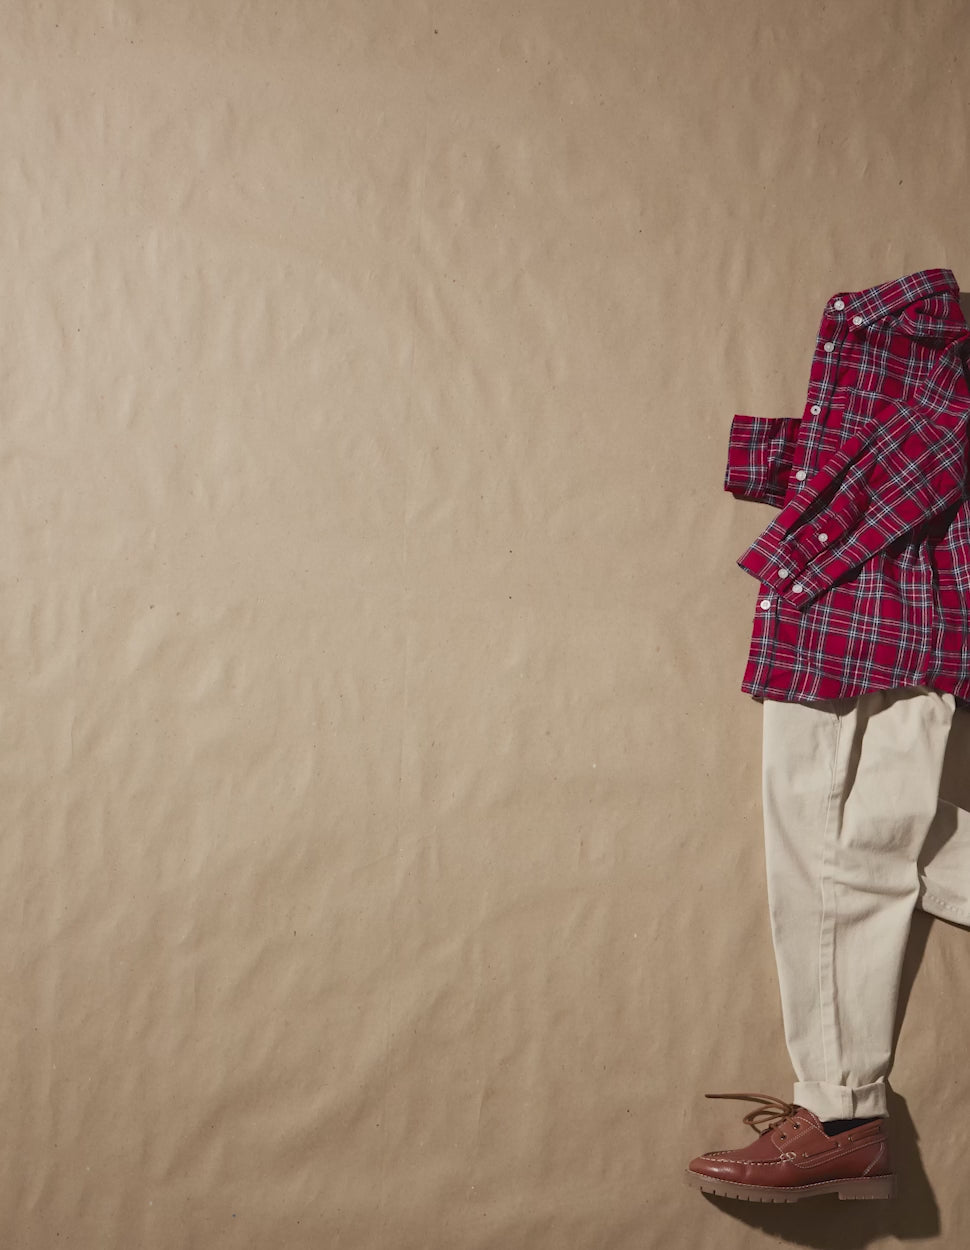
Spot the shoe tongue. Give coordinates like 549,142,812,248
794,1106,823,1129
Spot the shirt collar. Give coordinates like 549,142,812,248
830,267,959,325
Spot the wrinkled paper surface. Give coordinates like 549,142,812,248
6,1,970,1245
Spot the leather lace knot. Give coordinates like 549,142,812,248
704,1091,800,1135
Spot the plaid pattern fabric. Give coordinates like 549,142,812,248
725,267,970,704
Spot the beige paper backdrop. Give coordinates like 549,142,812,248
6,0,970,1245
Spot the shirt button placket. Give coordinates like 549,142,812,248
801,307,845,487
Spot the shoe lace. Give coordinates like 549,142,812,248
704,1091,800,1136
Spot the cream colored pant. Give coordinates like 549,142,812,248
763,686,970,1120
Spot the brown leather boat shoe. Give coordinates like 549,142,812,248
685,1092,896,1202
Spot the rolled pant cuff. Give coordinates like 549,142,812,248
793,1079,888,1120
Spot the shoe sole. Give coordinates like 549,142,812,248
684,1168,896,1202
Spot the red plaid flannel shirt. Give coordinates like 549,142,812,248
725,267,970,704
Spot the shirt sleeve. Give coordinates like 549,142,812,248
736,336,970,609
723,414,801,508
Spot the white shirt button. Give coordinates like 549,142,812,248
760,599,771,610
823,342,835,352
818,532,829,543
810,404,821,415
833,299,845,310
778,568,790,578
852,315,863,326
792,583,804,593
795,469,807,481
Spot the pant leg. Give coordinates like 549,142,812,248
917,706,970,924
761,685,956,1120
918,796,970,924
